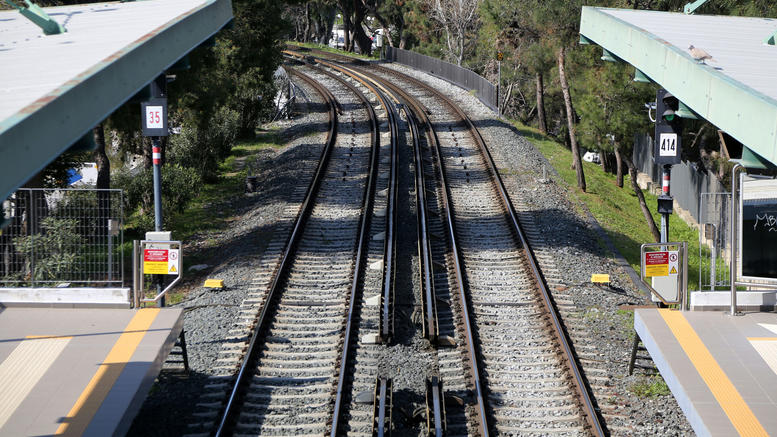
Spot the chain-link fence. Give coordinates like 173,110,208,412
1,188,123,287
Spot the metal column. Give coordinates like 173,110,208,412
730,163,744,315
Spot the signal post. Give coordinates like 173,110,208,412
140,75,169,306
651,89,683,306
653,89,683,243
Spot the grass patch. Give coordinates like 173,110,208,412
167,131,284,243
123,131,284,307
287,41,379,60
513,122,701,291
629,376,671,398
616,309,636,338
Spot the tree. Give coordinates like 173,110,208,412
311,1,338,44
480,0,548,129
401,0,441,51
425,0,481,65
92,123,112,240
623,153,661,242
557,45,585,191
576,60,652,187
369,0,411,48
13,217,85,282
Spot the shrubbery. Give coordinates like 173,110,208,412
168,107,240,182
13,217,84,282
114,164,201,230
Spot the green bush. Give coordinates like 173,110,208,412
114,164,202,230
168,107,240,182
13,217,84,281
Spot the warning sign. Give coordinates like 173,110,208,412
144,249,167,274
667,250,679,277
144,248,180,275
645,251,669,277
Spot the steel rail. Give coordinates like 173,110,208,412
309,56,401,343
426,376,445,437
388,69,608,436
290,49,606,435
407,103,439,342
303,52,441,343
286,49,402,433
416,87,490,437
349,67,491,437
214,67,339,437
448,88,606,437
304,65,384,437
373,378,392,437
305,53,453,433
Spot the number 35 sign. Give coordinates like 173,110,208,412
141,98,169,137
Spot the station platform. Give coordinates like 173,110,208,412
636,308,777,437
0,307,183,436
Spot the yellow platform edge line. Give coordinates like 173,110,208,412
55,308,160,436
659,309,768,437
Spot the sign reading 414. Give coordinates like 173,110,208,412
659,133,678,157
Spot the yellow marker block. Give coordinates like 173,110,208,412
591,274,610,284
204,279,224,288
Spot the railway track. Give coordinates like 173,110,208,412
192,47,609,436
204,64,389,436
294,50,606,436
373,64,604,436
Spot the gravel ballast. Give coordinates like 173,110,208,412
129,59,693,436
382,62,693,436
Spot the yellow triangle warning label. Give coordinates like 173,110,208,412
670,266,677,274
169,265,177,273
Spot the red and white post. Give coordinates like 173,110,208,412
660,165,671,242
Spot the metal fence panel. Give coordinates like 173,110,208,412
633,133,727,223
385,47,498,113
1,188,124,287
699,192,731,290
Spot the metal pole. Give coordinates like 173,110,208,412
660,165,671,243
108,219,113,281
152,138,164,307
682,241,689,311
730,163,744,316
152,139,163,231
133,240,139,308
497,60,501,117
710,225,716,291
29,190,35,288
